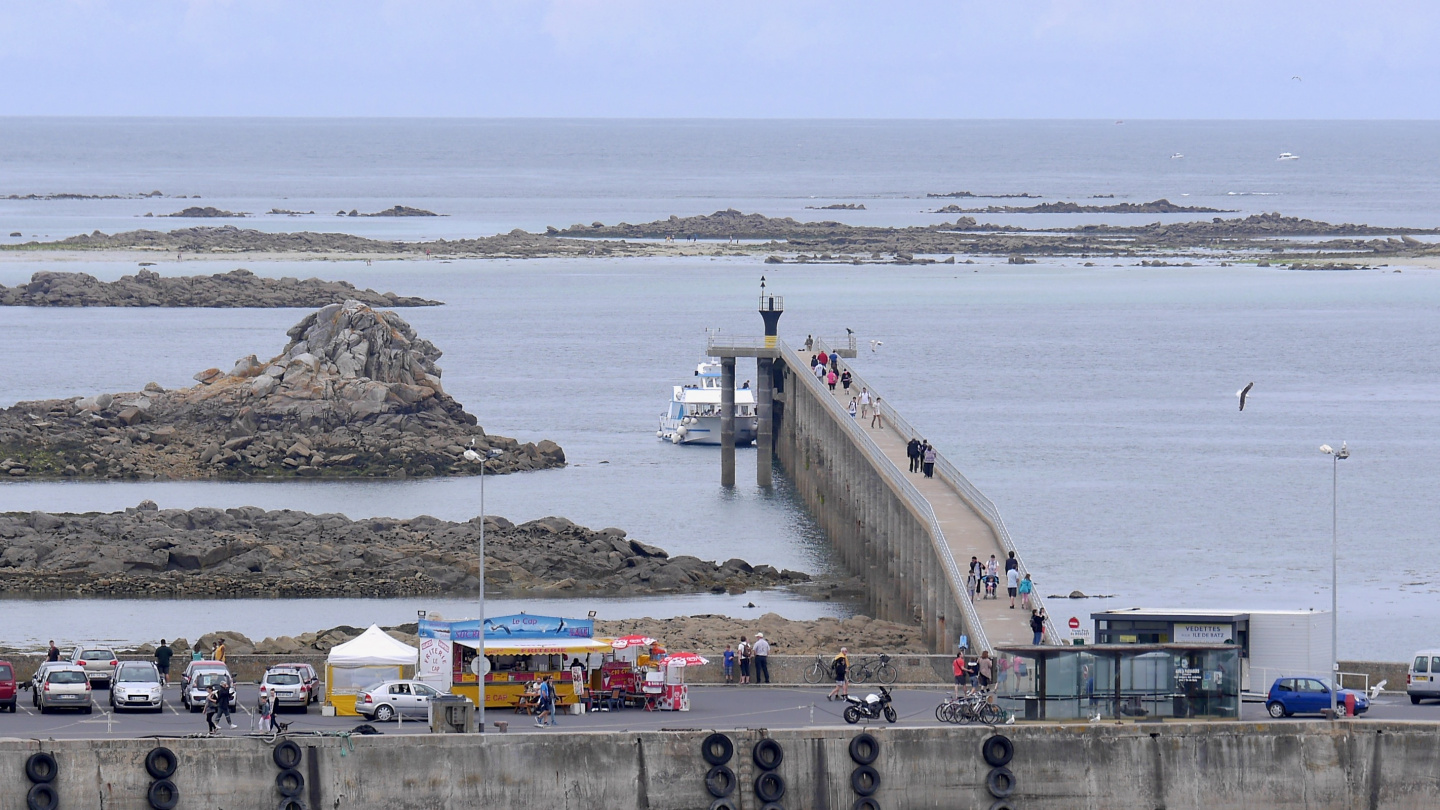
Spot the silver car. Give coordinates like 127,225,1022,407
69,646,119,688
355,679,443,721
259,666,315,710
110,661,164,712
30,661,70,708
37,665,93,714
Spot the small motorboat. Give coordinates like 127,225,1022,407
1277,152,1300,161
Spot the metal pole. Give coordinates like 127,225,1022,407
1330,453,1337,717
479,457,486,733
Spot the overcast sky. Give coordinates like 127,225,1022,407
3,1,1437,118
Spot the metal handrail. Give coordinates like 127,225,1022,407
707,336,775,351
814,339,1061,646
777,339,991,654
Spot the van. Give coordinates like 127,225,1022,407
1406,649,1440,704
0,660,16,712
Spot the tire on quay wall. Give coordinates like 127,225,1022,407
752,739,785,771
273,741,303,770
26,752,59,784
26,783,59,810
754,771,787,803
145,747,178,781
704,765,736,799
853,799,882,810
982,735,1014,768
988,801,1016,810
701,733,734,766
850,764,880,797
708,799,739,810
986,766,1016,799
147,779,180,810
759,803,786,810
848,733,879,766
276,768,306,797
277,798,305,810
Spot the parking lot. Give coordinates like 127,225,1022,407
4,683,1439,740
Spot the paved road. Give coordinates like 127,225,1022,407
5,685,1439,740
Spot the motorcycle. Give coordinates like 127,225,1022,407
842,685,897,724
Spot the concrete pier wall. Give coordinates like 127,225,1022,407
772,346,972,653
5,721,1439,810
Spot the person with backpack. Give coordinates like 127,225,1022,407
826,648,850,701
737,636,751,685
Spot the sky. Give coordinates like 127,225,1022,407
2,1,1437,118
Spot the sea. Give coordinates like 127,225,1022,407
1,119,1439,660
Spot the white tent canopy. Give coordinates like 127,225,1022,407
327,624,419,667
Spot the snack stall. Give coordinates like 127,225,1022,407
418,614,608,710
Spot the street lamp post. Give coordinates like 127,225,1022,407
1320,442,1349,717
464,440,502,733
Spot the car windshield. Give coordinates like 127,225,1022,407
81,650,111,660
118,666,155,682
48,671,87,684
267,673,301,685
195,673,228,687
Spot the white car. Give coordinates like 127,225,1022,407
182,668,236,713
259,667,315,710
355,679,444,721
110,661,164,712
37,665,93,714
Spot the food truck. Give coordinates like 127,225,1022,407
417,614,611,710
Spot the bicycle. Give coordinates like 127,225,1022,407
803,654,834,685
847,654,898,685
936,693,1002,725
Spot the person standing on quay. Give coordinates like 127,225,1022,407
907,438,921,472
155,639,174,685
1030,610,1046,646
723,644,736,685
1018,573,1034,610
951,650,968,698
977,651,994,691
922,443,937,478
47,641,60,662
1005,551,1018,576
805,335,814,351
203,685,220,734
738,636,751,685
753,633,771,684
213,639,227,663
827,648,850,701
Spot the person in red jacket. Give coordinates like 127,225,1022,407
952,651,968,698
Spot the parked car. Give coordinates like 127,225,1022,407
181,666,236,713
270,663,321,704
0,660,15,712
1406,649,1440,704
109,661,164,712
1266,676,1369,718
30,661,70,708
179,660,229,695
68,646,119,688
259,665,317,711
37,665,93,714
355,679,444,722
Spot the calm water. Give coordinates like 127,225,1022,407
2,120,1439,659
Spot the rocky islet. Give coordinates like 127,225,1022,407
0,505,810,599
0,268,441,307
0,299,563,480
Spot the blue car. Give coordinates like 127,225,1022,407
1266,676,1369,718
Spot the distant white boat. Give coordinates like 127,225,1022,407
1170,153,1184,159
1277,152,1300,161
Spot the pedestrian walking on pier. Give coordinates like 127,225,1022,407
1030,610,1045,646
986,555,999,581
830,354,840,373
848,398,858,418
217,678,236,728
203,685,220,734
922,443,936,478
817,351,829,367
723,644,735,684
753,633,771,683
841,369,853,391
827,369,838,390
1006,566,1020,608
870,397,883,429
805,335,814,351
814,363,827,383
858,388,871,419
1018,573,1034,610
155,639,173,685
810,352,819,369
969,556,984,597
827,648,850,701
738,636,751,684
977,651,994,691
907,438,921,472
1005,551,1018,574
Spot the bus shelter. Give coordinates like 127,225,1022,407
993,643,1241,721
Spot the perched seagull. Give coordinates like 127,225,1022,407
463,449,482,462
869,340,883,352
845,327,854,335
1237,382,1254,411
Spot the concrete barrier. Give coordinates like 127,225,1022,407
4,720,1439,809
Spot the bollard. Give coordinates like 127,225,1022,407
494,721,509,733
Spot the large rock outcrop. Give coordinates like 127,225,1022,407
0,301,562,479
0,506,808,598
0,268,441,307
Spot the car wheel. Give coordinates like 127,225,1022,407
39,705,49,714
84,706,93,714
1266,701,1286,718
373,704,395,722
1411,695,1421,705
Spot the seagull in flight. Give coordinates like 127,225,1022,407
1237,382,1254,411
869,340,883,352
1291,76,1302,81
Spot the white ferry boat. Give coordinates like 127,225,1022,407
657,361,758,445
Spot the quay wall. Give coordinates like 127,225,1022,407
4,721,1440,809
772,344,979,654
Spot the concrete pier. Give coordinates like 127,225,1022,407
720,357,735,487
756,356,773,487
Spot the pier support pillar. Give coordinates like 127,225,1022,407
721,357,736,487
756,357,773,487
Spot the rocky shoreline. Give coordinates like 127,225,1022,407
0,300,562,480
6,208,1439,263
931,198,1233,215
0,268,441,307
0,506,813,599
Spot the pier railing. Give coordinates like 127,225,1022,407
778,340,992,655
813,339,1060,646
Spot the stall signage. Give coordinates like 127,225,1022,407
449,614,594,642
1173,623,1230,644
1175,667,1202,684
418,627,452,685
